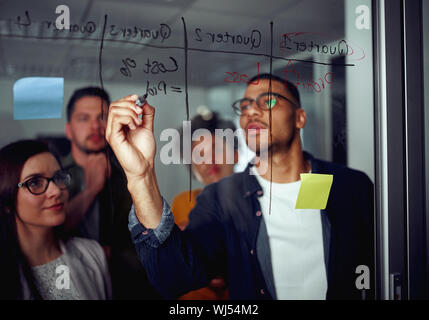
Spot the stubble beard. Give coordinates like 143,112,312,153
251,128,296,157
74,139,106,155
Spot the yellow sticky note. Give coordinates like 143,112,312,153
295,173,333,210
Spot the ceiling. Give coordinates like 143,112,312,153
0,0,345,87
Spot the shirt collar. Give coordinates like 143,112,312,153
241,151,317,198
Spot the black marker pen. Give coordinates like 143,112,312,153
135,93,148,107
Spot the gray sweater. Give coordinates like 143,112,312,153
21,237,112,300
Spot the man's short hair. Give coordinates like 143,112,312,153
66,87,111,122
248,73,301,107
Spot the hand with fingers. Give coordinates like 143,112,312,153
105,94,162,229
106,94,155,181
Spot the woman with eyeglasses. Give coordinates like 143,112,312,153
0,140,111,300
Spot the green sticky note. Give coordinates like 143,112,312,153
295,173,333,210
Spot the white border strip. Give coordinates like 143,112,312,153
379,0,390,300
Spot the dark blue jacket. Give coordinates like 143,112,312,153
129,153,374,300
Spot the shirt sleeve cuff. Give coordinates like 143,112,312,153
127,197,175,248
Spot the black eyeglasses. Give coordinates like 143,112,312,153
17,170,71,195
232,92,300,116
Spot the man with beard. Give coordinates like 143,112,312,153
63,87,160,299
63,87,122,242
106,74,374,300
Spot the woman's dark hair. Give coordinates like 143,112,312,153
0,139,64,299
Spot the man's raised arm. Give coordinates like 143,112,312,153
105,94,162,229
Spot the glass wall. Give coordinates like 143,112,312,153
2,0,410,300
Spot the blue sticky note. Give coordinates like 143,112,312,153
13,77,64,120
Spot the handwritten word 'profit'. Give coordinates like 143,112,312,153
282,60,334,94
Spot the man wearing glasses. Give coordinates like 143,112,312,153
106,73,374,300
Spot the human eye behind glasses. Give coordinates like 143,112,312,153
240,101,251,112
25,171,70,192
258,93,278,110
238,98,253,112
26,176,46,191
53,170,71,186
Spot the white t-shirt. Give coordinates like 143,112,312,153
251,166,327,300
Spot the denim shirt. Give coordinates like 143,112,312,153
128,152,374,300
